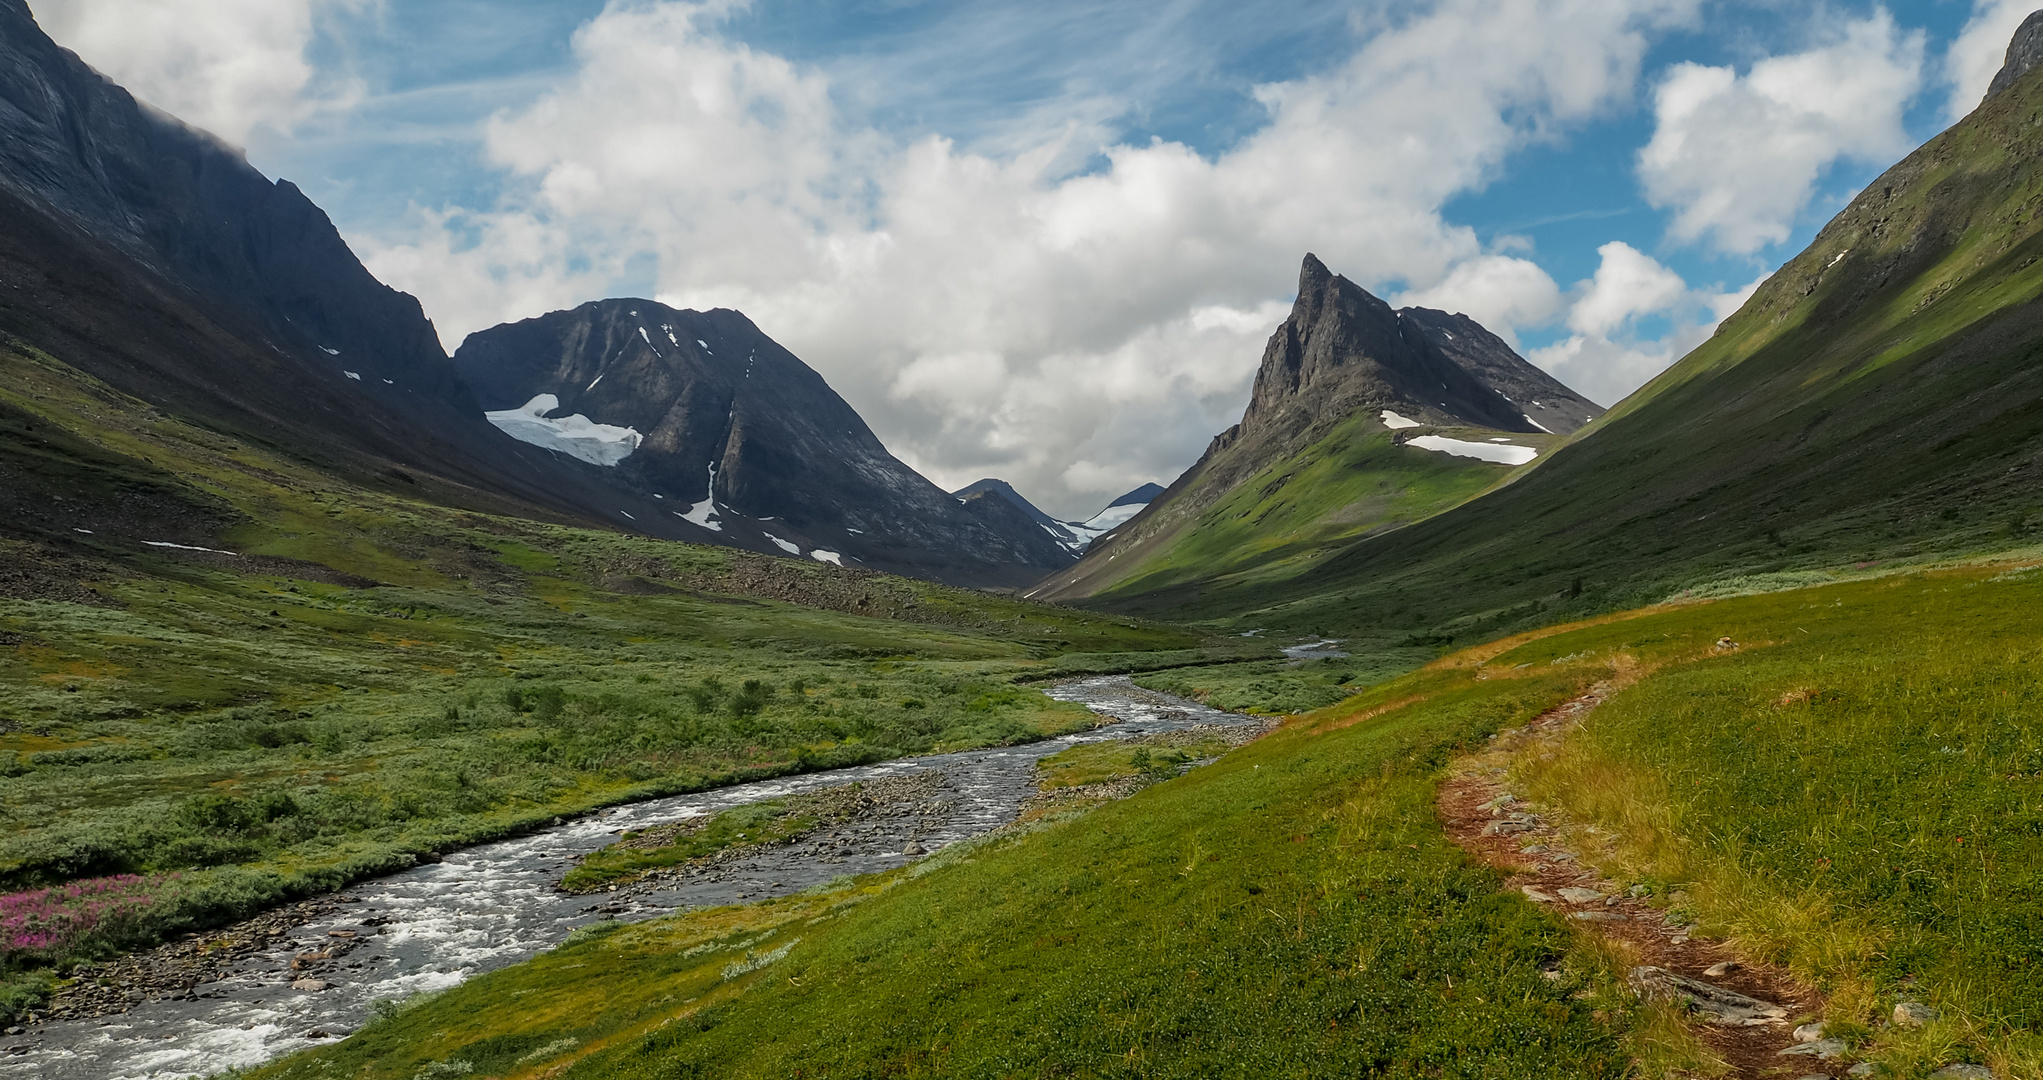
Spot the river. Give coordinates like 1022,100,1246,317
6,676,1256,1080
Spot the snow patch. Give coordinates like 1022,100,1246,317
319,347,339,356
1829,249,1850,268
145,541,238,555
638,327,659,353
587,373,604,391
1523,415,1554,434
1059,500,1150,551
1407,435,1537,465
809,549,843,566
343,371,361,381
1380,409,1422,429
697,340,709,351
680,464,723,532
72,528,92,534
484,394,643,467
763,533,800,555
846,528,863,534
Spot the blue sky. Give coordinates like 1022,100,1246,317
27,0,2032,517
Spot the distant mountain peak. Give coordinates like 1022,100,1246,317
1106,483,1165,508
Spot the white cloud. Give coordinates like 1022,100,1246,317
358,0,1702,518
28,0,359,146
1392,255,1564,347
1945,0,2038,121
1637,9,1923,255
1529,242,1764,407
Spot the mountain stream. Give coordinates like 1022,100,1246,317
7,676,1257,1080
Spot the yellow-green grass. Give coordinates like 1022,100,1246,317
250,655,1629,1079
561,797,823,892
1133,650,1436,715
1031,734,1238,790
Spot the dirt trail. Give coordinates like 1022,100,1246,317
1438,683,1833,1079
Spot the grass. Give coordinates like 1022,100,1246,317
247,641,1635,1079
240,558,2043,1078
0,342,1223,1020
1079,418,1532,599
1133,650,1437,715
562,796,824,893
1030,734,1237,790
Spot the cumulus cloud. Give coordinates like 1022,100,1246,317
1392,255,1564,348
1945,0,2038,121
29,0,357,146
361,0,1704,518
1528,242,1764,407
1637,9,1923,255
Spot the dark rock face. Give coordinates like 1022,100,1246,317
455,300,1075,587
0,0,457,401
1105,483,1166,508
1988,10,2043,100
1396,307,1600,433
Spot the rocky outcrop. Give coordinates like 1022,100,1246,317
1988,10,2043,100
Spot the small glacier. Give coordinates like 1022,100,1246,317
484,394,643,467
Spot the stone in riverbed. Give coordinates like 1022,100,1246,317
290,979,329,992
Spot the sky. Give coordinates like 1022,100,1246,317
24,0,2039,519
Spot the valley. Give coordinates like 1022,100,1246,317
7,2,2043,1078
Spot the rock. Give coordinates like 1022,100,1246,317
1520,885,1556,903
1704,961,1741,978
1778,1038,1848,1060
1628,966,1791,1026
1793,1021,1826,1043
1847,1065,1879,1077
1570,911,1626,922
305,1029,333,1039
1519,844,1548,854
1894,1001,1937,1027
902,842,926,856
1557,887,1604,904
290,979,329,992
327,930,356,938
1482,819,1538,836
1988,11,2043,100
1928,1066,1993,1080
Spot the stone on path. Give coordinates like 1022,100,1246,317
1928,1066,1993,1080
1778,1038,1847,1060
1520,885,1556,903
1792,1021,1826,1042
1570,911,1625,922
1894,1001,1938,1027
1556,887,1604,904
1628,965,1790,1026
1704,960,1741,978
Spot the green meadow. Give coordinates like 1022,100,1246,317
238,557,2043,1078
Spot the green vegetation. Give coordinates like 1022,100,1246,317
1501,562,2043,1075
1078,417,1532,599
1071,65,2043,651
248,652,1631,1079
0,343,1212,1019
1133,649,1436,714
246,558,2043,1078
563,796,824,893
1030,732,1237,789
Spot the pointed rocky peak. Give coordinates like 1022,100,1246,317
1988,10,2043,100
1106,482,1165,508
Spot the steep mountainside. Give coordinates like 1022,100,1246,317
1032,255,1595,601
1069,41,2043,639
455,300,1075,588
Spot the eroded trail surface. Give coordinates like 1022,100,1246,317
10,677,1257,1080
1439,685,1830,1079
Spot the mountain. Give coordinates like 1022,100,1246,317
951,479,1167,555
1054,37,2043,638
453,300,1075,588
1030,255,1599,602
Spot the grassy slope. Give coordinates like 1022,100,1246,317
1043,414,1541,602
1075,66,2043,646
0,342,1226,1016
1084,416,1546,600
250,558,2043,1078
